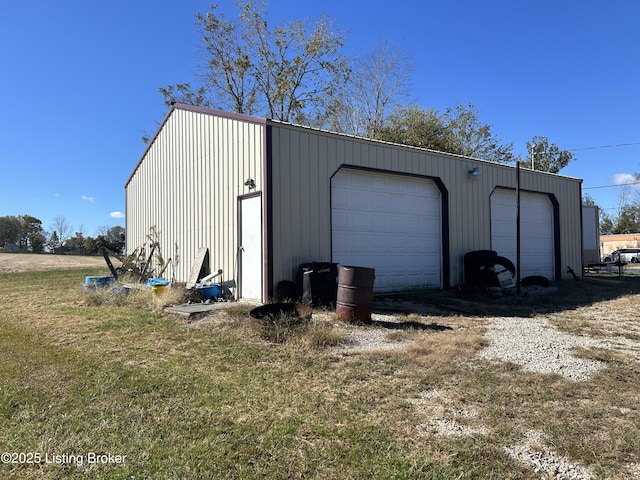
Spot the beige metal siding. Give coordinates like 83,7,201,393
268,122,583,288
126,107,264,291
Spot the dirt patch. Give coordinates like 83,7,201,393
0,253,107,273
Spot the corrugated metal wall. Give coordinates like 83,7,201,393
125,106,264,288
268,122,583,288
126,107,583,298
582,206,600,264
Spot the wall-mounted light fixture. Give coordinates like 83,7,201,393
468,166,481,177
244,178,256,190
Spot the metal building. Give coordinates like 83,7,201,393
125,103,584,302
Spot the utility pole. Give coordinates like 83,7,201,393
530,144,535,170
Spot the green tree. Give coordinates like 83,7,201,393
526,136,574,173
29,233,46,253
582,193,597,206
85,226,126,255
589,181,640,235
0,216,21,248
443,104,516,164
373,103,516,163
105,226,125,254
374,104,459,152
599,213,615,235
18,215,44,250
66,231,86,253
84,237,99,255
47,231,61,252
612,203,640,234
160,0,349,125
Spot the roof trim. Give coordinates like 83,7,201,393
174,103,268,125
267,119,583,183
125,103,267,188
126,103,582,188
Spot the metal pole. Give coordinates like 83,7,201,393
516,161,521,294
531,144,535,170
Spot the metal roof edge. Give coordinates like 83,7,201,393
174,103,268,125
126,106,582,189
266,119,583,183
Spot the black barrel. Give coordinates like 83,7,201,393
336,266,375,323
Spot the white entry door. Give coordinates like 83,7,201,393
239,194,263,300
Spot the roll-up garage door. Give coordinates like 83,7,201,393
332,169,442,292
490,188,554,279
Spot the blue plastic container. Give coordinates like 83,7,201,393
196,284,222,300
84,276,115,291
146,278,170,288
146,278,170,295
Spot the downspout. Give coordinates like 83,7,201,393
516,162,521,294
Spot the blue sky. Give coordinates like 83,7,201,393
1,0,638,237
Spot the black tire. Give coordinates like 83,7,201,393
464,250,497,261
275,280,300,302
632,257,639,264
464,250,498,287
494,256,516,275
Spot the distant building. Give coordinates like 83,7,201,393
582,206,600,265
600,234,640,258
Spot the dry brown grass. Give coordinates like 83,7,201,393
1,260,640,478
0,252,106,272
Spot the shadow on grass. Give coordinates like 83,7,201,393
370,318,453,331
374,274,640,318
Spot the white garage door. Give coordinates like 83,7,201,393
491,189,554,279
332,169,442,292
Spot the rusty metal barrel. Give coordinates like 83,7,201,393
336,266,375,322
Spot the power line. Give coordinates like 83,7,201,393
583,182,640,190
595,206,623,212
568,141,640,152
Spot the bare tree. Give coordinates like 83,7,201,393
160,0,349,125
327,42,413,137
50,216,73,245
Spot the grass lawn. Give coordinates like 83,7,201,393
1,268,639,479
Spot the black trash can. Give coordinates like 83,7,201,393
296,262,338,307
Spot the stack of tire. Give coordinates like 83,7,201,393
464,250,515,289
